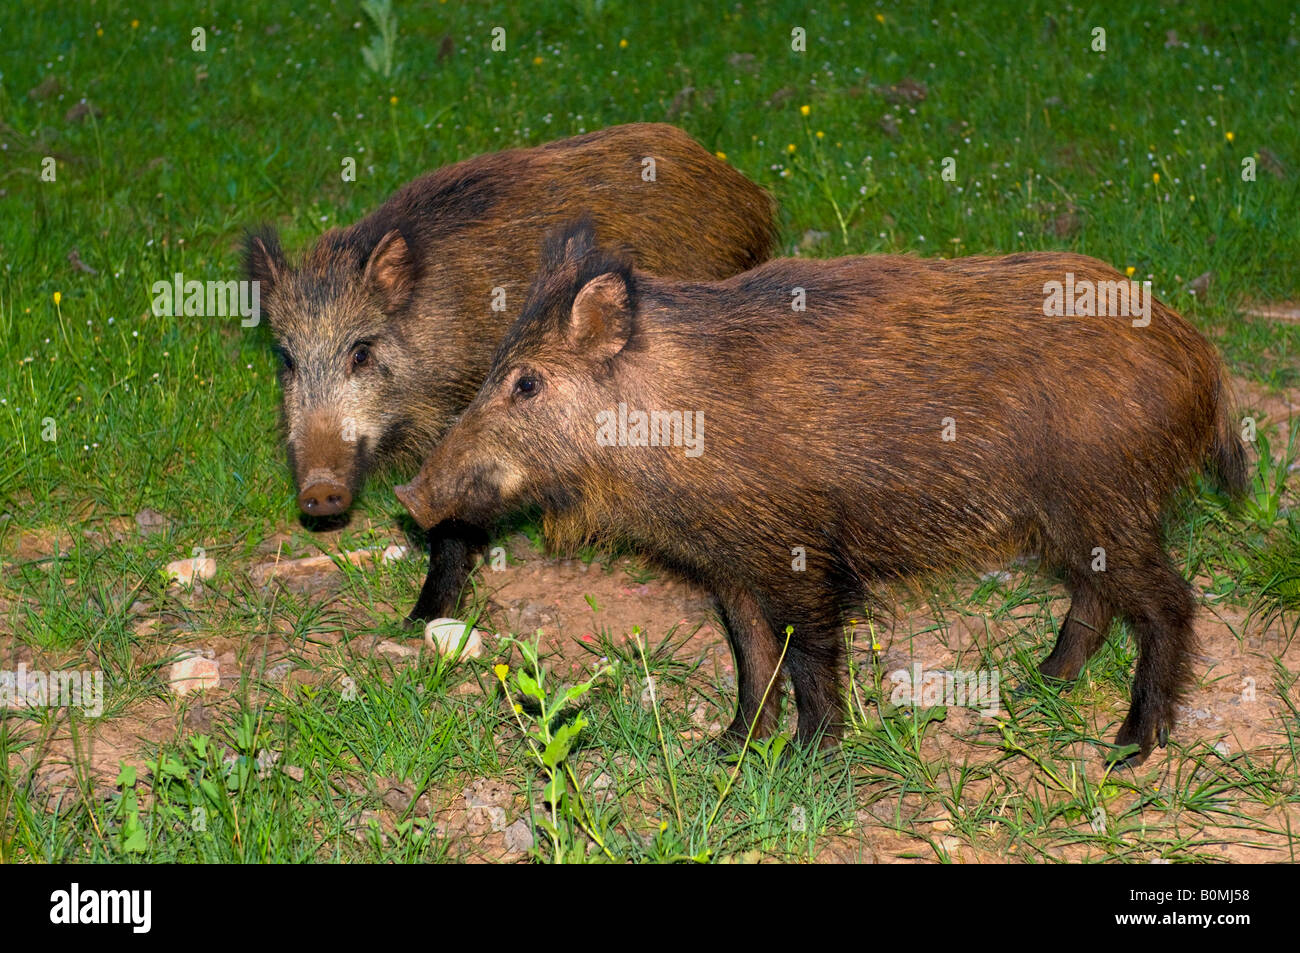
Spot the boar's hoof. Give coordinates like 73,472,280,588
298,480,352,516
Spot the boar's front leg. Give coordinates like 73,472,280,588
715,587,784,743
405,519,489,625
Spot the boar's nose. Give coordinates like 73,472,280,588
298,481,352,516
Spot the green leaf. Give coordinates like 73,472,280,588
515,670,544,701
561,679,598,708
121,820,147,854
768,734,788,763
199,778,222,808
115,764,137,788
542,715,586,768
156,755,188,780
543,773,566,805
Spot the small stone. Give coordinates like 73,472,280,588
423,618,485,659
132,618,159,638
283,765,305,782
250,544,406,591
135,508,169,535
265,662,293,683
164,556,216,587
382,784,413,813
184,702,212,731
1214,741,1231,758
466,804,507,834
377,640,420,659
169,653,220,695
503,818,534,854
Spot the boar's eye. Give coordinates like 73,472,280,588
351,344,371,369
512,373,542,400
273,346,295,374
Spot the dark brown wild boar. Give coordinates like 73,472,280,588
395,220,1247,765
243,124,776,622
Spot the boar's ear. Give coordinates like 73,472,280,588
244,227,286,298
568,271,633,359
363,228,417,314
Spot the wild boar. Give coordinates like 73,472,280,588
395,220,1246,765
244,124,776,621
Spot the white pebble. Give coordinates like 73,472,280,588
423,618,485,659
164,556,216,587
169,653,220,695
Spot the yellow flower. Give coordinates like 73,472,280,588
532,55,543,65
96,28,103,36
815,130,824,139
513,703,523,713
871,642,882,652
1225,131,1234,143
659,820,668,833
389,95,398,105
53,292,61,306
715,150,726,160
787,143,797,153
875,13,886,23
1152,172,1160,184
493,663,509,681
131,19,139,28
799,104,810,116
619,38,628,49
1125,266,1136,277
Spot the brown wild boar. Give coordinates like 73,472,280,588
395,220,1247,765
244,124,776,621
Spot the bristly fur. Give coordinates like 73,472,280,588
242,224,286,285
494,216,639,364
398,242,1248,765
243,123,778,624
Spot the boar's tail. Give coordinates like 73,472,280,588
1209,372,1249,498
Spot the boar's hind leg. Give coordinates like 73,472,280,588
716,588,783,742
1104,547,1197,763
771,599,846,749
785,631,845,750
405,519,490,625
1038,578,1114,682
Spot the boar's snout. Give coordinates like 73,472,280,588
298,479,353,516
393,480,439,531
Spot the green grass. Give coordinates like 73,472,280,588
1,0,1298,863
